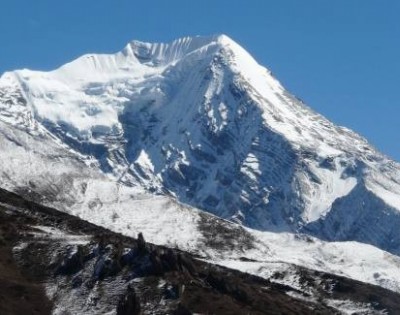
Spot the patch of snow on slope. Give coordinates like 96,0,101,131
134,149,155,173
31,225,91,245
303,160,357,222
240,153,261,182
366,172,400,211
325,299,386,315
72,193,203,252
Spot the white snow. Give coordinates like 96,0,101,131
302,160,358,222
211,227,400,293
240,153,261,181
31,225,91,245
325,299,386,315
135,150,155,173
1,34,400,298
72,193,203,251
366,171,400,210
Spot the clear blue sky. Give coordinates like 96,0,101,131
1,1,399,160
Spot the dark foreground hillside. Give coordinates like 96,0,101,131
1,187,399,314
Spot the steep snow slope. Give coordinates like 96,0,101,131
1,35,400,257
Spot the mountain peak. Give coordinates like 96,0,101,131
122,34,238,65
2,34,400,249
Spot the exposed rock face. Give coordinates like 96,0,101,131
2,187,400,314
116,286,140,315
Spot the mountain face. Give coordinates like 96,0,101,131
1,34,400,255
2,33,400,313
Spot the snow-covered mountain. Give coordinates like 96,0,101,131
1,34,400,295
